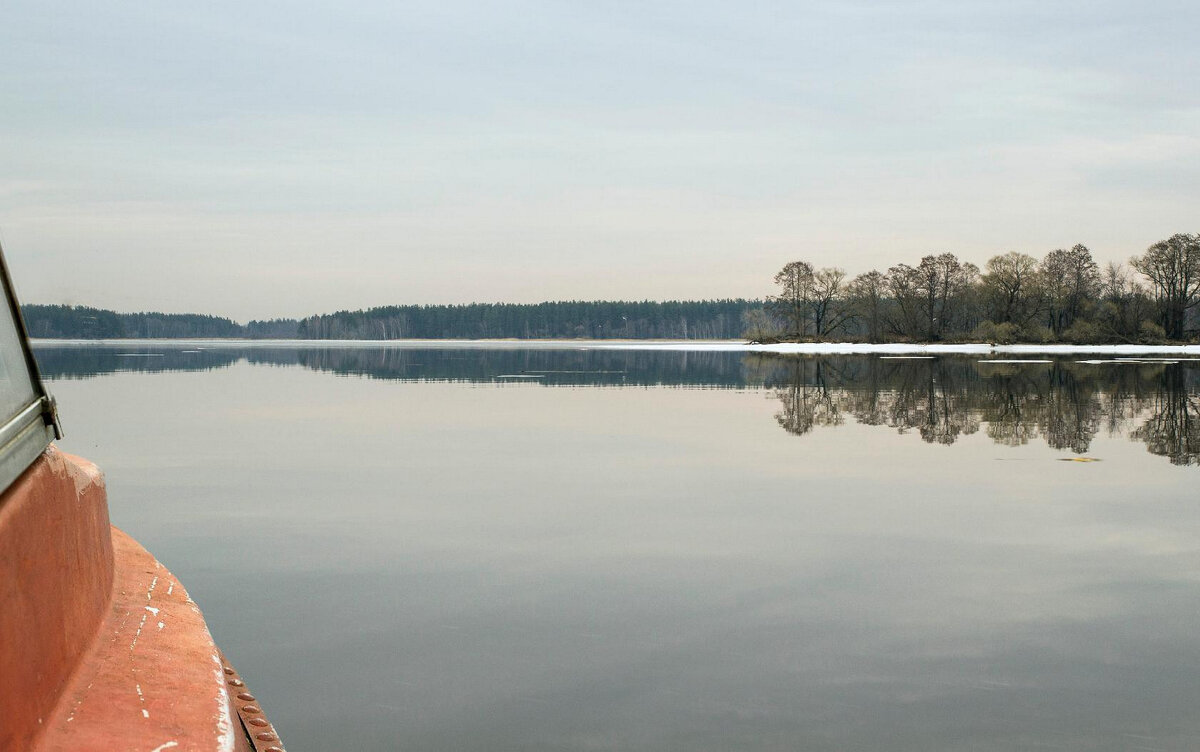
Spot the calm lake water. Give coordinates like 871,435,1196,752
34,343,1200,752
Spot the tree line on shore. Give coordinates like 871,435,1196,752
753,233,1200,344
21,232,1198,342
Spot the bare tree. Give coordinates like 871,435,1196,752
1041,244,1100,335
770,261,815,338
884,264,922,338
741,307,781,343
1131,233,1200,340
981,251,1043,326
809,267,851,338
848,270,887,342
1097,262,1154,342
886,253,978,340
769,262,852,340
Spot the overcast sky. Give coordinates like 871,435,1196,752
2,1,1197,321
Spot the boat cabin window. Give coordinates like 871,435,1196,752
0,247,58,494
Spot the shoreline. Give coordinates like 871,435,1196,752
29,338,1200,355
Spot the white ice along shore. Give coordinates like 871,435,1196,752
28,338,1200,355
607,342,1200,355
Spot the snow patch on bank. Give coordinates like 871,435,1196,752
584,342,1200,355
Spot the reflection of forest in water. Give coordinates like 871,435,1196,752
751,355,1200,466
32,345,1199,466
31,346,749,387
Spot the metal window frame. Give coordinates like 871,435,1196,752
0,240,61,495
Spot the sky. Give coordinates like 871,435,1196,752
2,1,1198,322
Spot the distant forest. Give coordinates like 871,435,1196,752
21,300,754,340
20,306,297,339
295,300,751,339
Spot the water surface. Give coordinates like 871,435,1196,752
36,344,1200,751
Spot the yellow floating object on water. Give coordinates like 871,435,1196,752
1059,457,1101,462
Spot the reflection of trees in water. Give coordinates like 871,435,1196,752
886,358,979,445
1131,368,1200,465
979,368,1043,448
37,345,751,388
749,355,1200,466
770,359,845,436
763,357,982,444
976,365,1098,452
31,346,242,379
275,347,749,387
1039,367,1100,454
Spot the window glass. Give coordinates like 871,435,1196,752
0,288,38,424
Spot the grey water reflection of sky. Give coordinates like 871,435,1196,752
42,349,1200,751
3,2,1200,320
